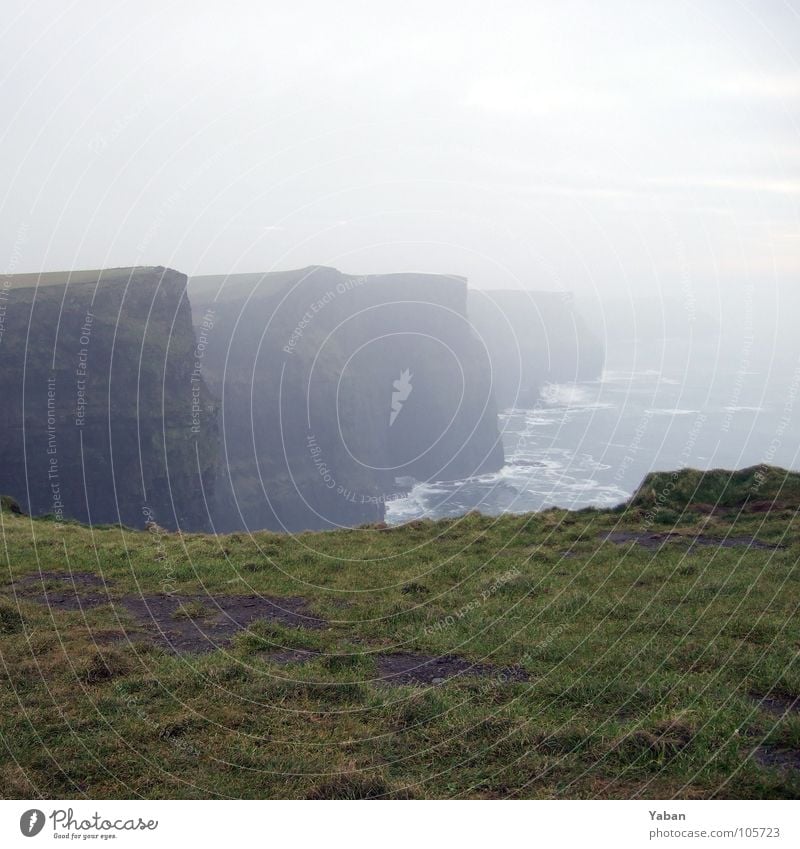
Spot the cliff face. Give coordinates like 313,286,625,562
189,267,505,531
467,290,605,409
0,267,217,530
5,266,607,532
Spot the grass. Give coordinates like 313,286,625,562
1,266,162,290
629,465,800,512
172,601,213,621
0,469,799,799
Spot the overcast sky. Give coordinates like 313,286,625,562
1,0,798,296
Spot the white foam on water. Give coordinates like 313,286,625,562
385,480,447,524
647,408,700,416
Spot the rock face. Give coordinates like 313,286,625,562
189,267,505,531
467,290,605,408
6,266,604,532
0,267,217,530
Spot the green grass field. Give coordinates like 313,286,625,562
1,267,163,291
1,468,798,799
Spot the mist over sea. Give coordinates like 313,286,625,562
386,330,800,524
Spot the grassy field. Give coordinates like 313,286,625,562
1,469,799,799
1,267,165,291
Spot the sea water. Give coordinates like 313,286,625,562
385,335,800,524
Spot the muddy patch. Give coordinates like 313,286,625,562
10,570,113,611
747,693,800,774
120,594,325,654
11,571,327,654
602,531,783,551
17,589,113,612
14,584,111,612
11,574,532,676
374,652,529,686
751,691,800,717
257,649,529,686
754,746,800,773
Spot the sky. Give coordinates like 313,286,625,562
0,0,798,298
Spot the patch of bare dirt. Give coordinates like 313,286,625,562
746,693,800,774
120,594,325,654
11,572,327,654
602,531,783,551
754,746,800,773
750,691,800,717
257,648,530,686
15,587,112,610
11,575,532,678
373,652,529,686
256,648,534,689
11,570,113,611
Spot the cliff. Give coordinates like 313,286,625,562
467,290,605,408
189,266,505,531
0,267,217,530
628,466,800,514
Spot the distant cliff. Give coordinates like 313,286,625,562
189,267,505,531
467,290,605,408
2,266,606,533
0,267,217,530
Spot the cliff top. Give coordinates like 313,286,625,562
2,266,181,292
629,465,800,512
188,266,468,303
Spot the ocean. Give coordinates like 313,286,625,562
385,334,800,523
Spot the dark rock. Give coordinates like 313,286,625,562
0,267,218,531
189,267,505,531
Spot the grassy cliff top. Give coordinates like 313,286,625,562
629,465,800,512
2,266,177,291
1,467,798,799
187,266,469,304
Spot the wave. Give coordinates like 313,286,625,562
647,408,700,417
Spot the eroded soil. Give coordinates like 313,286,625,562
603,531,783,551
11,572,528,681
373,652,529,686
10,571,324,654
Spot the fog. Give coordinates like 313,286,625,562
4,3,800,809
1,0,797,302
